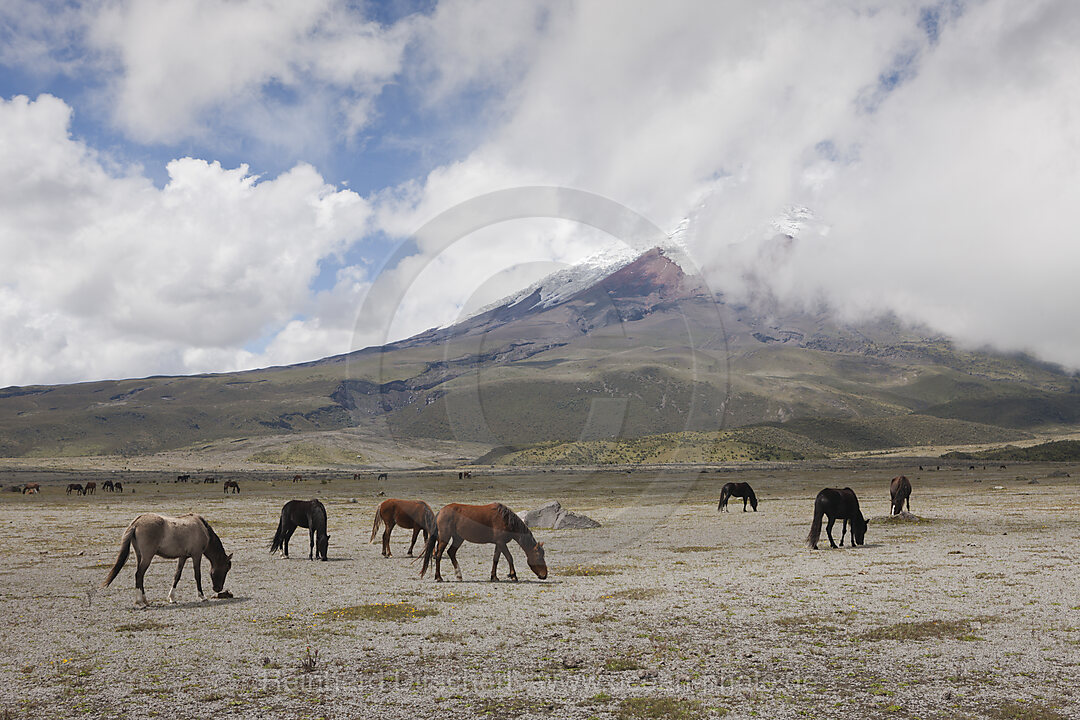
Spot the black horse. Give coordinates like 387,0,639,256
270,500,329,560
806,488,867,550
889,475,912,515
717,482,758,512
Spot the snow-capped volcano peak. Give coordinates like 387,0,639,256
467,220,693,319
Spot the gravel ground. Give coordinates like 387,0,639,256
0,463,1078,719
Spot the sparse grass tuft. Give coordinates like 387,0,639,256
616,697,705,720
604,657,642,671
606,588,664,601
989,700,1067,720
314,602,437,622
560,564,618,577
115,620,168,633
672,546,715,553
861,617,996,642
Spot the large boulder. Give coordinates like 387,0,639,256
522,500,563,528
553,510,601,529
520,500,601,529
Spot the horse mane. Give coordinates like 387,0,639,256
496,503,535,545
200,517,227,559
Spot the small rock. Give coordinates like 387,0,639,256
637,669,657,680
561,656,583,669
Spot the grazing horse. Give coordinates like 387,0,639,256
102,480,114,492
292,474,303,483
102,513,232,606
889,476,912,515
270,500,329,560
420,503,547,582
176,474,190,483
22,483,40,494
84,482,96,495
203,477,216,484
369,499,435,557
114,482,123,493
67,483,84,495
806,488,867,550
223,480,240,494
717,482,758,512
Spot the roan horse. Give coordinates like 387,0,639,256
420,503,547,582
270,499,329,560
717,482,758,512
889,475,912,515
102,513,232,606
369,498,436,557
806,488,868,550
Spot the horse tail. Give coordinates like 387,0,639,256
369,503,383,544
270,506,289,554
806,497,824,549
717,487,729,511
418,526,439,578
102,522,136,587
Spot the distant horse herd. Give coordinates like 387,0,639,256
6,469,923,605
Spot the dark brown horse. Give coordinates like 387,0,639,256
717,482,758,512
223,480,240,494
420,503,547,582
102,513,232,606
67,483,84,495
369,498,435,557
102,480,114,492
889,475,911,515
84,481,96,495
114,482,123,493
806,488,867,550
270,499,329,560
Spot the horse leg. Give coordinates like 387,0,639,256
743,497,748,512
192,554,207,601
500,542,517,581
433,538,450,582
309,527,315,560
446,537,464,581
382,521,395,558
282,524,296,558
825,517,838,549
840,518,848,547
133,552,152,608
408,527,422,556
168,557,187,603
490,545,501,582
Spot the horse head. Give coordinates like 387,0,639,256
211,553,233,593
852,517,868,546
317,533,330,561
526,540,548,580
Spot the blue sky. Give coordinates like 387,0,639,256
1,0,1078,386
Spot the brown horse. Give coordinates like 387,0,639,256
84,481,96,495
22,483,40,494
420,503,547,582
67,483,84,495
223,480,240,494
370,499,436,557
114,482,123,493
102,513,232,606
889,475,911,515
102,480,115,492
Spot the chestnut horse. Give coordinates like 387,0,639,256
102,513,232,606
889,475,911,515
22,483,40,494
420,503,547,582
806,488,867,550
369,498,435,557
717,482,758,512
